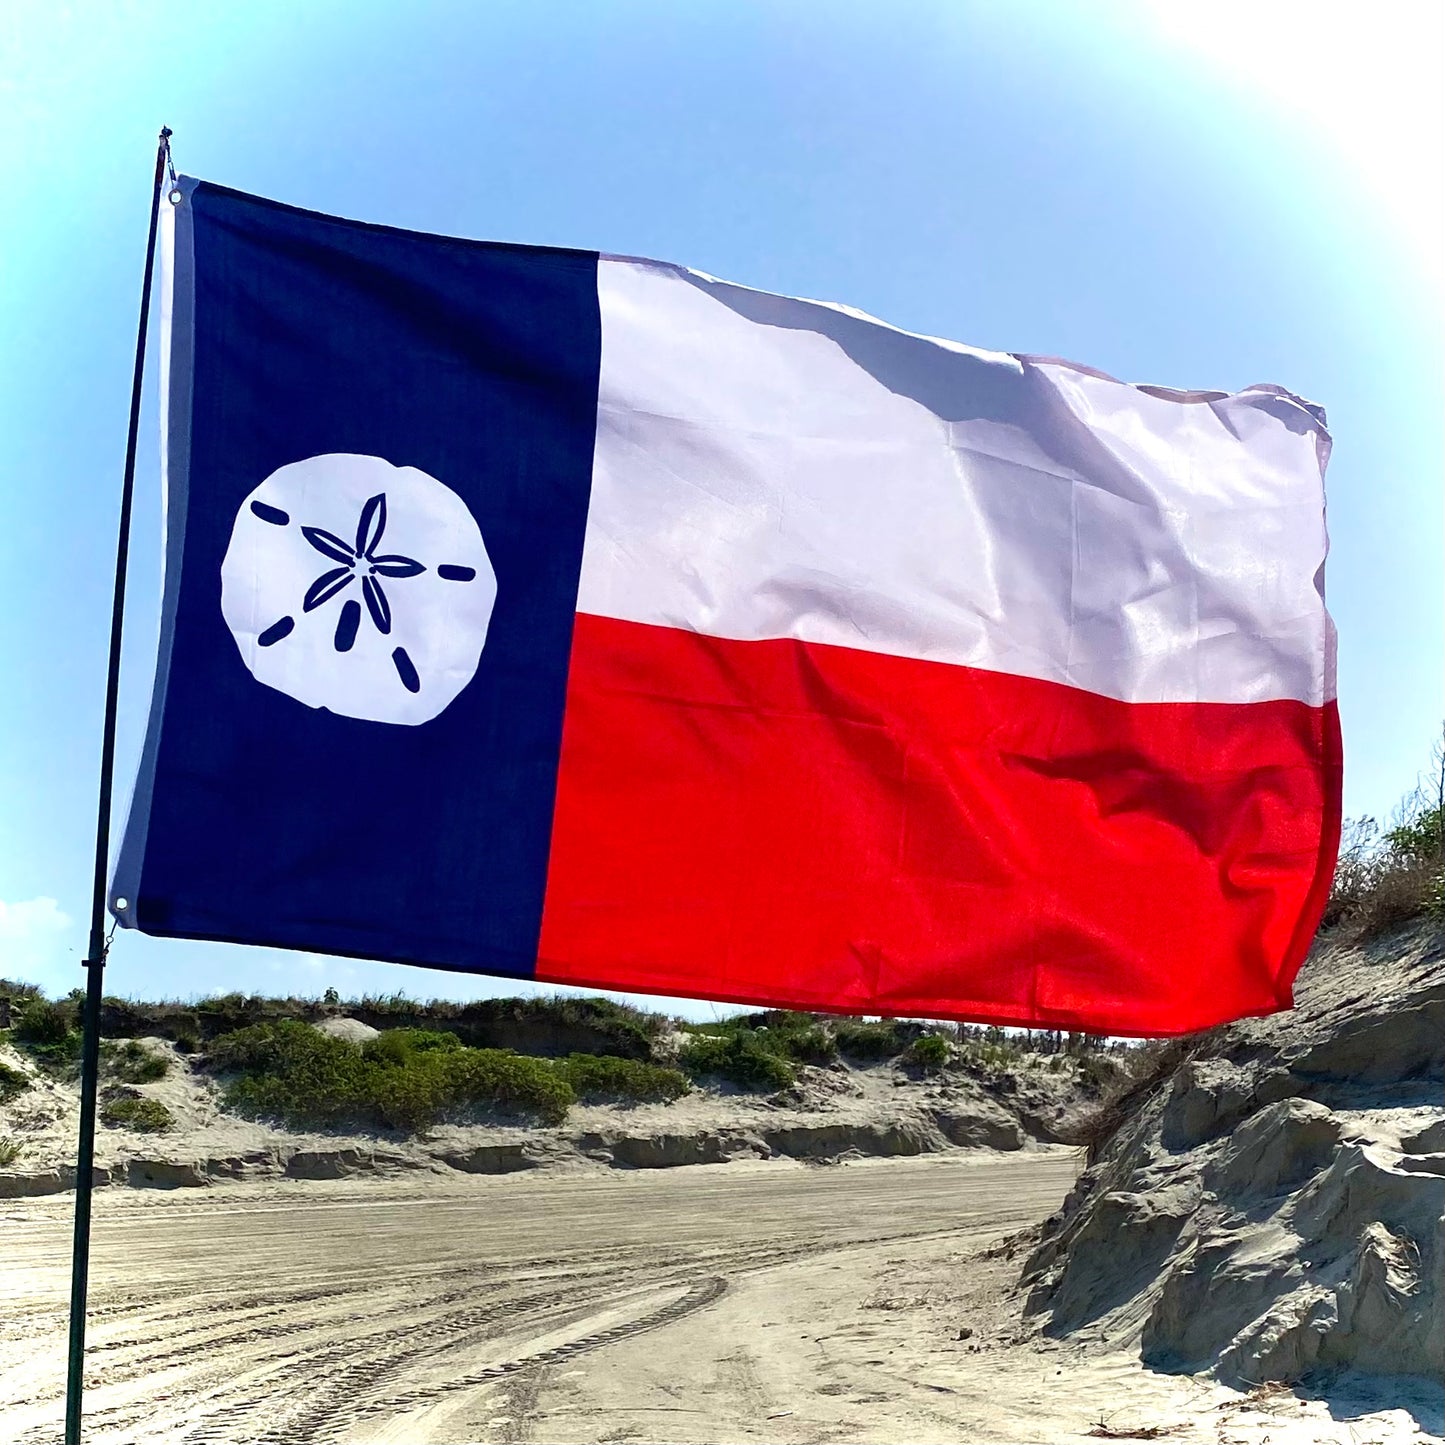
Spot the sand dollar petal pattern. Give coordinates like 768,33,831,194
220,453,497,725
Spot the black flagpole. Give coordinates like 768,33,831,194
64,125,172,1445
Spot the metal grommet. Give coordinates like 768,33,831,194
114,897,129,910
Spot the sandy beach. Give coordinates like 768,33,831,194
4,1151,1430,1444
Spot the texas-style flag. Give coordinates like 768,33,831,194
112,179,1340,1036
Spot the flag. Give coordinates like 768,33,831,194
112,178,1341,1035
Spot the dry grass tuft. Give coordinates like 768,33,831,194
1217,1380,1295,1414
1058,1030,1224,1162
1086,1417,1182,1439
1324,851,1440,941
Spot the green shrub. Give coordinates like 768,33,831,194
100,1096,173,1132
353,992,659,1060
0,1059,30,1103
679,1031,795,1091
362,1027,462,1067
559,1053,690,1103
906,1033,951,1071
1326,738,1445,937
363,1054,451,1132
211,1020,574,1131
349,1046,574,1130
208,1018,321,1073
100,1039,169,1084
782,1025,838,1066
14,998,72,1046
212,1021,369,1125
12,999,81,1071
741,1012,830,1057
683,1011,839,1069
442,1049,574,1126
0,1135,20,1166
1385,794,1444,862
677,1033,729,1074
833,1021,909,1061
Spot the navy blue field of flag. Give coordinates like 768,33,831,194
112,180,602,976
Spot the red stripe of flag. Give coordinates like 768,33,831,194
538,613,1341,1036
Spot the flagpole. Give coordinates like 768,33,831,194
63,124,172,1445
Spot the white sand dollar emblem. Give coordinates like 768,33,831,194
221,454,497,725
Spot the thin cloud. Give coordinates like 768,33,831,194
0,896,76,994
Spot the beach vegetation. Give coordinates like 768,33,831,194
100,1039,169,1083
99,1095,174,1132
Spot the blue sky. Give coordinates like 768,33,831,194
2,1,1440,1011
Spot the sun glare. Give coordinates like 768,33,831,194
1140,0,1445,298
